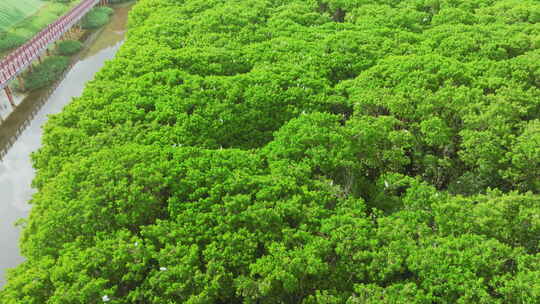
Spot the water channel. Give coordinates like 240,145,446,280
0,3,133,287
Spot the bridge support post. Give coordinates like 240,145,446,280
74,25,82,39
18,76,25,92
4,86,16,108
37,55,42,64
69,28,75,39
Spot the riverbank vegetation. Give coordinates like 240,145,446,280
81,7,114,29
56,40,83,56
2,0,540,302
23,56,69,91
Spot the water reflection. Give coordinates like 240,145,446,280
0,3,132,287
0,90,25,121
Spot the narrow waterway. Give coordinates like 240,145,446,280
0,3,133,287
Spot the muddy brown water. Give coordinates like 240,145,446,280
0,3,133,287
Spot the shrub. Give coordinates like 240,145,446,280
80,7,113,29
56,40,83,56
0,32,26,52
23,56,70,91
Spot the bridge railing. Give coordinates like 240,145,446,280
0,0,100,90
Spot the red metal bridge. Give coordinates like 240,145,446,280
0,0,109,106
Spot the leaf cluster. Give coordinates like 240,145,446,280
81,7,114,30
56,40,83,56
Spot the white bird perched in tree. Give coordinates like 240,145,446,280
102,295,110,302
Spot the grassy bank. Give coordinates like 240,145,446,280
0,0,44,30
0,1,80,55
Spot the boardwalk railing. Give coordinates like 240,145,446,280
0,0,100,90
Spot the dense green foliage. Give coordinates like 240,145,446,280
56,40,83,56
22,56,69,91
2,0,540,302
80,7,113,29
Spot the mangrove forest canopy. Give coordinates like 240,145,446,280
2,0,540,302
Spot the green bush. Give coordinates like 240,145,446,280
0,32,26,52
56,40,82,56
23,56,69,91
80,7,113,29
